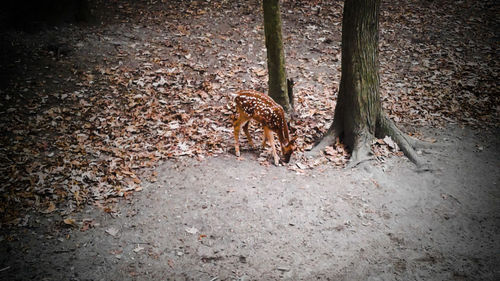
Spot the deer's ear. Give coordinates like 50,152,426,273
289,136,298,144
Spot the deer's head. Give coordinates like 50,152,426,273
282,136,297,163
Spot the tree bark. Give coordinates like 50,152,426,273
310,0,427,169
263,0,290,112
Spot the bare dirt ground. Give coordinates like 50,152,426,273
0,0,499,280
1,126,499,280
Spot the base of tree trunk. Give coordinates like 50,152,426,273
346,130,373,168
308,114,432,171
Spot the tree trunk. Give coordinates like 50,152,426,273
263,0,290,112
336,0,382,154
310,0,427,169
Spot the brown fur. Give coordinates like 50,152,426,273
233,90,296,165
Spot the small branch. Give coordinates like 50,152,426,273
52,248,77,254
130,241,151,245
287,78,294,112
0,266,11,272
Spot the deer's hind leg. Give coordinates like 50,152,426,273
233,110,250,157
242,121,255,149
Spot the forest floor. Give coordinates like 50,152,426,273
0,0,499,280
1,126,499,280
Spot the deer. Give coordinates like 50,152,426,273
233,90,297,165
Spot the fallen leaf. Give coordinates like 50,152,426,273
106,227,119,237
63,218,77,227
80,219,94,232
324,146,336,156
41,202,56,213
252,67,267,77
383,136,397,150
133,245,144,253
185,226,199,234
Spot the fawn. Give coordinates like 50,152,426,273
233,90,297,165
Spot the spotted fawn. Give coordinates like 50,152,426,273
233,90,297,165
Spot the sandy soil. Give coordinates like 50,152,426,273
1,125,498,281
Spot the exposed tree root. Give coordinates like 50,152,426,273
306,132,337,157
377,114,431,171
407,135,445,150
308,114,433,171
305,114,339,157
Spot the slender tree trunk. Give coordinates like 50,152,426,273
263,0,290,112
310,0,427,169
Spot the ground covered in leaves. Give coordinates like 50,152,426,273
0,0,498,221
0,0,499,280
1,126,499,280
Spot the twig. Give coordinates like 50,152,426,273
287,78,295,114
52,248,77,254
0,266,11,272
130,241,151,245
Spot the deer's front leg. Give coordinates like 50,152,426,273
264,127,279,166
233,118,243,157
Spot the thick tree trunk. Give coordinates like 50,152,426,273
337,0,381,157
310,0,427,168
263,0,290,112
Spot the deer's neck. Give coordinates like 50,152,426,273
277,115,290,145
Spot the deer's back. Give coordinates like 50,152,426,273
235,90,285,131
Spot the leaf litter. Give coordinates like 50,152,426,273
0,0,497,223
